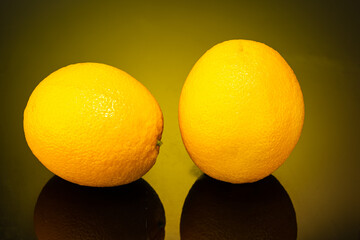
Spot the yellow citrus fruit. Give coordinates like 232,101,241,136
179,39,304,183
24,63,163,187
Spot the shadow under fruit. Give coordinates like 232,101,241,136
180,174,297,239
34,176,165,240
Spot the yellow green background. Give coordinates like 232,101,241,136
0,0,359,239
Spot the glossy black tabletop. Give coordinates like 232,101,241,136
0,0,359,239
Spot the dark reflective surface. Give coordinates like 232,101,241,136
1,0,359,239
181,175,297,240
34,176,165,240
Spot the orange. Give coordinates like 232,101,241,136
179,39,304,183
24,63,163,187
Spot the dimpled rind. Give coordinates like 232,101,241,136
24,63,163,187
179,40,304,183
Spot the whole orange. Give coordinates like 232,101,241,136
179,40,304,183
24,63,163,187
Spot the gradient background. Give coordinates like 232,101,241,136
0,0,359,239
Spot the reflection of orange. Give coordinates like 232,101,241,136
24,63,163,187
179,40,304,183
180,175,297,239
34,176,165,240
